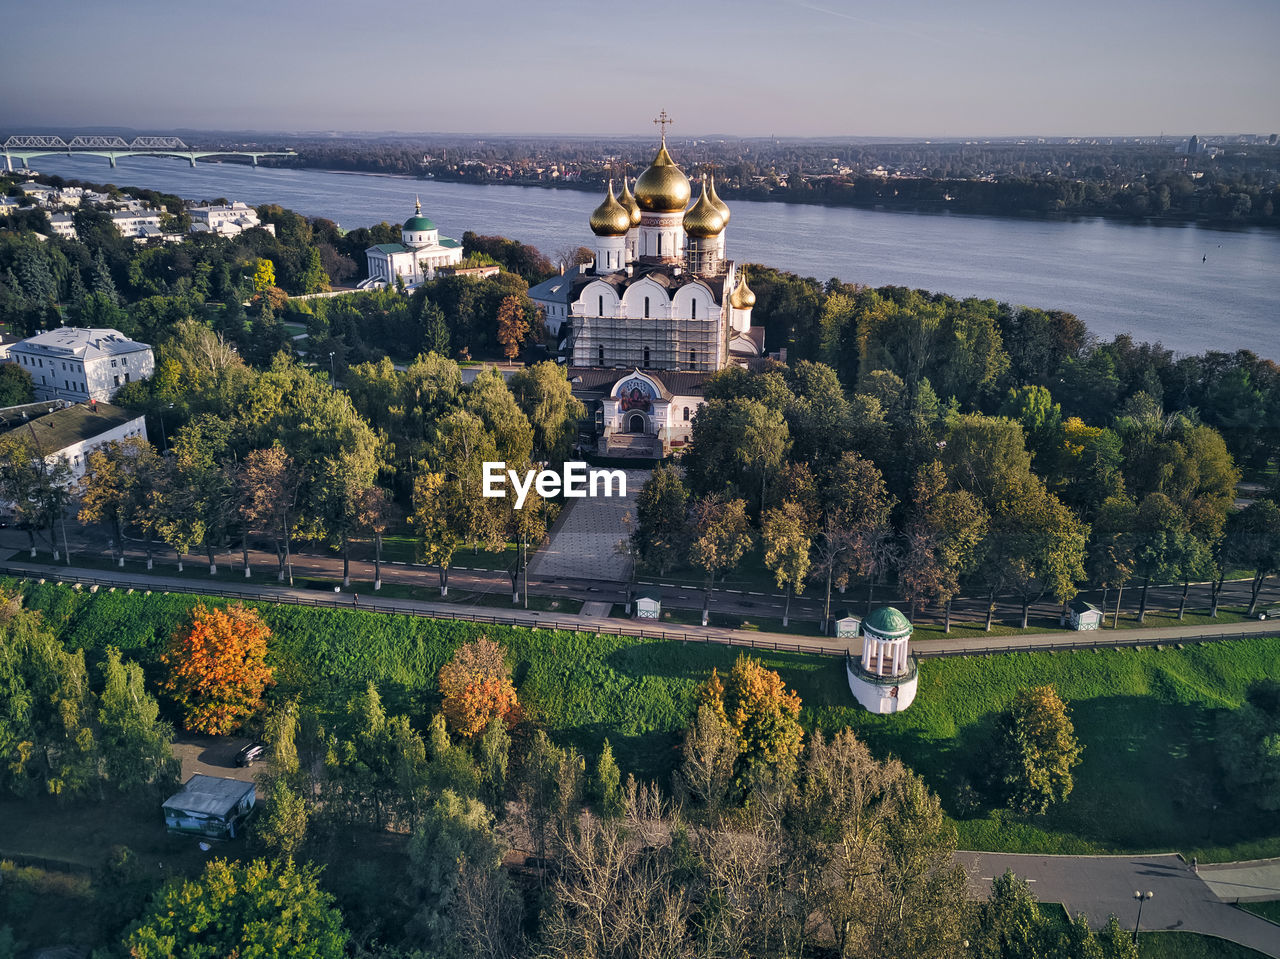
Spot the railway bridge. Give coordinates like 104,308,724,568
2,134,296,171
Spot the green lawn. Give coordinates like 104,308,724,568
14,580,1280,861
0,793,234,952
1238,900,1280,924
1139,932,1271,958
1037,903,1268,959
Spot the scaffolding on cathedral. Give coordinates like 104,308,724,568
565,311,727,372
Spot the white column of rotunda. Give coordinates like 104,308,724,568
859,607,914,677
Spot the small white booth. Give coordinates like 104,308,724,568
835,613,862,638
634,587,663,620
1062,598,1104,630
846,606,918,714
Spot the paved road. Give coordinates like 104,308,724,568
6,558,1280,664
5,522,1278,638
960,852,1280,956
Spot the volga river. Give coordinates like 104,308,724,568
26,154,1280,359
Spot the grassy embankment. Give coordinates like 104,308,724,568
15,580,1280,863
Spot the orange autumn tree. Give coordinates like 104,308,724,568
437,636,518,739
162,604,273,735
699,654,803,783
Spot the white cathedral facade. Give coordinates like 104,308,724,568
361,198,464,289
529,124,766,458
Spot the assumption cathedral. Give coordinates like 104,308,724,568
529,117,767,459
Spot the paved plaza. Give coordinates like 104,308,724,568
960,852,1280,955
526,468,650,582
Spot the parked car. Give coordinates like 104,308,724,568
1257,606,1280,621
234,742,266,767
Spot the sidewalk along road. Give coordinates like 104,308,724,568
4,525,1278,637
3,559,1278,662
959,851,1280,957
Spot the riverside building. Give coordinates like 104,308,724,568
529,117,766,459
361,198,464,289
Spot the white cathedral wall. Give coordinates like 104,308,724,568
637,211,686,260
670,283,716,323
620,278,670,320
594,235,626,273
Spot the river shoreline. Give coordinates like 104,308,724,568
19,154,1279,358
278,162,1278,234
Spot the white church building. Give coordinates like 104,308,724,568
361,198,464,289
529,118,766,459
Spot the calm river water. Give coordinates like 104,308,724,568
26,155,1280,359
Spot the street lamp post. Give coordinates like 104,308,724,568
158,402,174,453
1132,890,1154,943
329,351,335,381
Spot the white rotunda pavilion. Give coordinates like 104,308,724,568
846,606,919,714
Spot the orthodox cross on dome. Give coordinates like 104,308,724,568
653,110,673,143
414,195,422,214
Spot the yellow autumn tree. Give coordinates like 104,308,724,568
437,636,519,739
162,604,273,735
698,654,803,784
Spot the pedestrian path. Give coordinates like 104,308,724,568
525,468,648,581
2,555,1276,660
958,851,1280,955
1199,857,1280,902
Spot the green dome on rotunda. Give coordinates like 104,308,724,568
863,606,913,639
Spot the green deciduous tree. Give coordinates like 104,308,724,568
1217,680,1280,812
762,499,813,627
1225,499,1280,617
632,464,689,575
509,361,586,462
994,685,1082,815
900,461,989,630
97,647,177,793
688,495,754,626
123,857,348,958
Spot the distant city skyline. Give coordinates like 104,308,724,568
2,0,1277,138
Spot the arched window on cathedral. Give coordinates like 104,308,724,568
598,345,604,364
644,297,650,318
691,299,697,319
683,406,690,421
689,350,697,366
598,295,604,316
643,346,651,368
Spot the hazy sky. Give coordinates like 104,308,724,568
2,0,1276,137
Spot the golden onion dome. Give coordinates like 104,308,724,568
589,181,631,237
707,174,730,225
683,178,725,238
634,137,691,213
730,270,756,310
618,177,642,227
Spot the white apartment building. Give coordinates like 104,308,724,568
48,213,78,239
0,401,147,483
9,328,155,403
110,208,164,239
187,201,274,237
